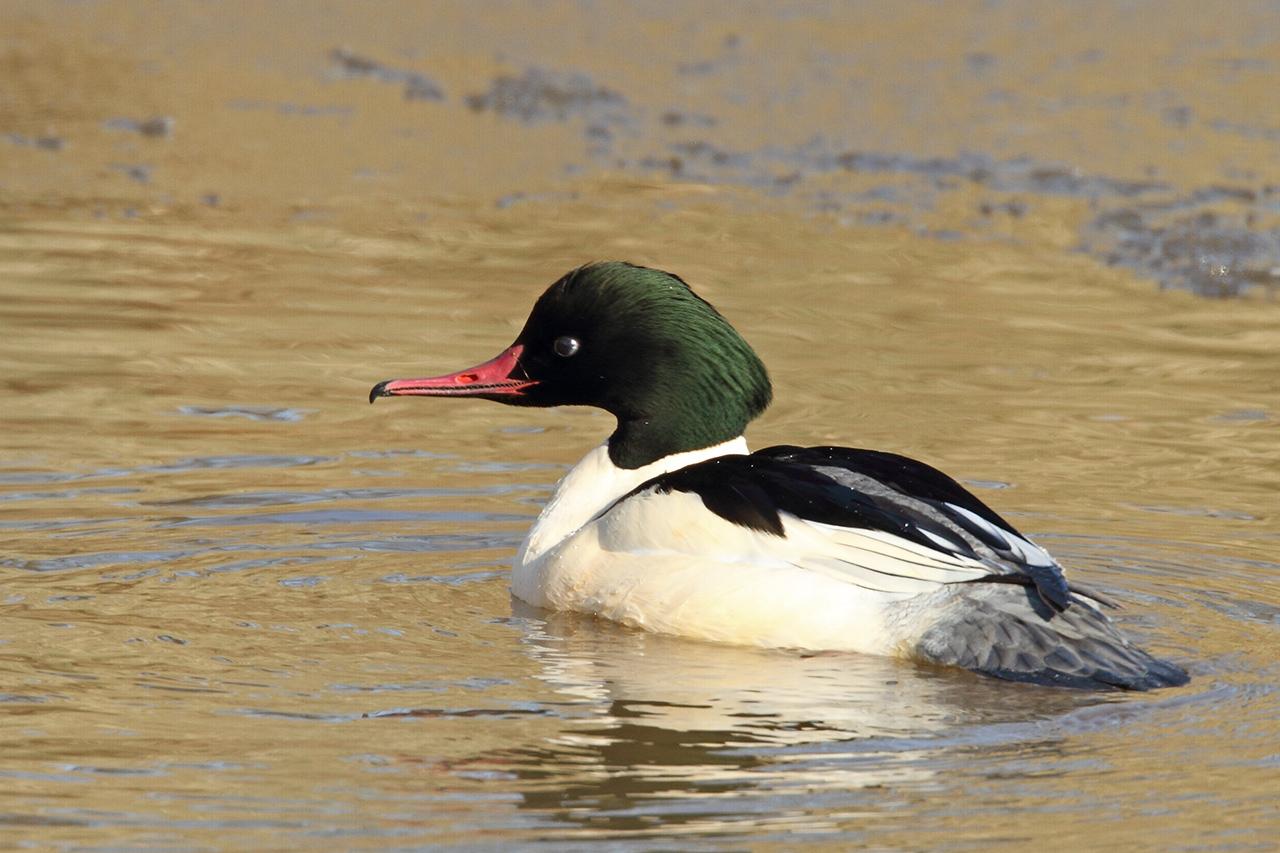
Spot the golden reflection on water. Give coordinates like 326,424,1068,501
3,203,1275,848
2,0,1279,848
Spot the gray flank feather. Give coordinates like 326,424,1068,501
915,584,1188,690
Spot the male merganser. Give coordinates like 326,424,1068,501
370,262,1189,690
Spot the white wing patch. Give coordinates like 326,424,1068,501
794,519,991,594
942,502,1058,568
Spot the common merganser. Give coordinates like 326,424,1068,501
370,262,1188,690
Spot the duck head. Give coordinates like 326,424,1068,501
370,262,772,469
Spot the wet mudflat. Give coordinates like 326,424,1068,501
2,2,1278,849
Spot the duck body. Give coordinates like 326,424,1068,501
512,439,1186,689
513,439,910,654
372,262,1188,690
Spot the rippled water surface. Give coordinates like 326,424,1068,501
2,2,1278,849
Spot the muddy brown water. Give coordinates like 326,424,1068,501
2,3,1278,849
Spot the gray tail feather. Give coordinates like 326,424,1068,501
915,585,1189,690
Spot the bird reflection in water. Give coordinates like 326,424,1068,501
491,602,1100,837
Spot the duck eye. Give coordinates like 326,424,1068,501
553,336,581,358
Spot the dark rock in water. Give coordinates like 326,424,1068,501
618,129,1277,299
329,48,381,76
112,164,152,184
137,116,174,137
5,133,66,150
403,76,444,102
105,116,175,138
1082,190,1280,298
660,110,717,128
315,39,1276,301
465,67,628,125
465,67,636,152
328,47,444,102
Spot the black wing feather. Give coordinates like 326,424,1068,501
755,445,1016,532
644,454,976,558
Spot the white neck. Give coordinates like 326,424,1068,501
515,435,749,569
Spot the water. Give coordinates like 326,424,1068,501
2,2,1278,849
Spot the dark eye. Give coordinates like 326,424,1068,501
553,336,581,358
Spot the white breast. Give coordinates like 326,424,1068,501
514,436,749,570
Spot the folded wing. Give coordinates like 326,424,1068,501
622,445,1074,610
